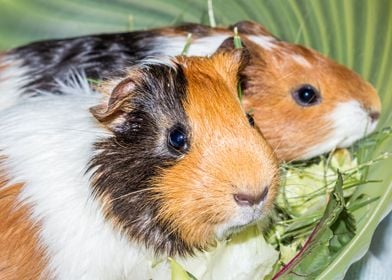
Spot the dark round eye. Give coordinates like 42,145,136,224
292,84,321,106
168,126,188,154
246,113,255,127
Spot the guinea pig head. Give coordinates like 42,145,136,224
89,51,279,257
224,21,382,161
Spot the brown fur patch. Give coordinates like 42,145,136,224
231,20,275,37
152,52,279,249
0,158,48,279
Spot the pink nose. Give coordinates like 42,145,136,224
233,187,268,207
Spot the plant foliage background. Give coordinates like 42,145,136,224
0,0,391,278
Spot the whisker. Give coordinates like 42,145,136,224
109,187,157,202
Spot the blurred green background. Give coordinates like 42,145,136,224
0,0,390,279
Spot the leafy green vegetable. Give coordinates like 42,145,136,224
270,145,390,246
170,258,196,280
272,173,356,279
164,225,278,280
282,149,360,206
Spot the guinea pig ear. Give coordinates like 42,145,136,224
211,48,250,83
216,36,236,52
218,34,267,59
90,77,136,129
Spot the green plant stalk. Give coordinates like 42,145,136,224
233,27,244,103
181,33,192,56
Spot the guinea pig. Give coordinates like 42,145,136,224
0,51,279,279
0,20,381,161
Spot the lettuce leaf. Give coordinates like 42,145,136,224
168,226,279,280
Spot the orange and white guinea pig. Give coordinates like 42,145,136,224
0,21,381,161
0,51,279,279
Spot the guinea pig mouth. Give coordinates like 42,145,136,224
329,101,379,150
214,208,265,240
337,118,378,148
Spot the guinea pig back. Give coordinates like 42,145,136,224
0,51,278,279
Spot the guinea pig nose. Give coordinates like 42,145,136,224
233,187,269,207
369,111,380,122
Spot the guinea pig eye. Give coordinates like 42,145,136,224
246,113,255,127
168,126,188,154
292,84,321,106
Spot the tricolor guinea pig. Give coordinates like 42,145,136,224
0,51,279,279
0,21,381,161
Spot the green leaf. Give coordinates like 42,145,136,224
291,229,333,279
329,211,356,254
170,258,196,280
273,173,356,279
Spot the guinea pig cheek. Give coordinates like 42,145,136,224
150,164,233,250
303,100,377,159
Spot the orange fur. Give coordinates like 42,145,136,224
152,52,279,249
0,159,48,280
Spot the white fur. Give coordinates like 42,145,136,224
247,35,277,51
214,203,265,240
151,35,229,57
0,80,159,279
139,56,178,69
153,34,278,57
0,56,32,111
304,100,378,159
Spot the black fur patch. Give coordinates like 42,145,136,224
11,30,162,93
88,62,197,256
11,23,218,94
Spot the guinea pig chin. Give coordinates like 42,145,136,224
214,202,268,240
304,100,378,159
